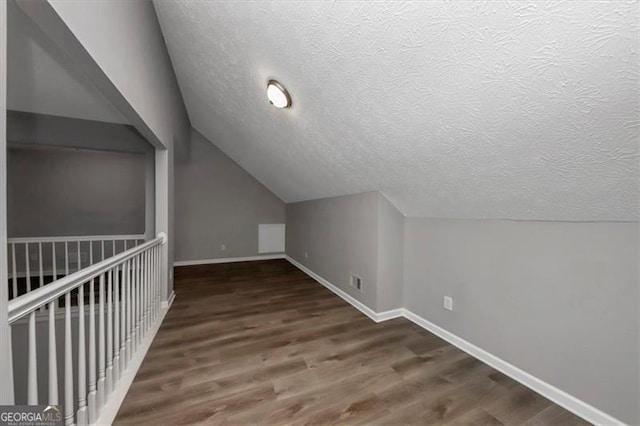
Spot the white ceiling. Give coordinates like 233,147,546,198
7,1,127,124
154,1,639,220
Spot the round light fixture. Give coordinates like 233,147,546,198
267,79,291,109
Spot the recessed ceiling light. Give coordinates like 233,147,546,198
267,80,291,109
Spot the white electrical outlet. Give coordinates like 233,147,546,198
444,296,453,311
220,244,226,251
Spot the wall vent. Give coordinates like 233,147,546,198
258,224,285,253
350,274,363,292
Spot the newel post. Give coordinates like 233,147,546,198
155,147,171,305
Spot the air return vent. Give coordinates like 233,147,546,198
350,274,363,292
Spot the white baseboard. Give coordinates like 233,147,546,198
286,256,385,323
161,291,175,309
96,305,170,425
173,254,285,267
285,257,624,426
375,308,404,322
400,309,623,426
9,269,56,279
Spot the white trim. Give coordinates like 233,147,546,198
161,291,175,309
95,306,169,426
285,257,624,426
8,269,56,280
375,308,404,322
7,234,145,244
174,254,285,267
8,264,147,280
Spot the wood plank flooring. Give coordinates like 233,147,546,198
115,259,589,425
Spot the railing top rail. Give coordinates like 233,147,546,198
7,234,146,244
8,234,165,324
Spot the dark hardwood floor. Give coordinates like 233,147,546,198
115,259,588,425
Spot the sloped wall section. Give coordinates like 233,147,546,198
174,130,285,263
286,192,404,313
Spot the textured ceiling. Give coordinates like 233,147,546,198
155,1,639,220
7,1,127,124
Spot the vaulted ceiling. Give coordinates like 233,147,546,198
154,1,638,220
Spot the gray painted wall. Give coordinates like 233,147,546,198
403,218,639,424
7,0,127,125
8,146,145,237
36,0,191,155
286,192,380,310
174,130,285,262
7,110,149,154
376,194,404,312
286,192,404,312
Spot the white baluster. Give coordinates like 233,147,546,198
113,265,121,383
52,243,60,308
131,256,140,353
76,241,81,272
48,301,58,405
77,283,87,426
126,259,132,364
11,243,17,298
157,244,161,311
158,245,162,312
101,240,105,261
38,242,43,290
130,257,136,357
112,240,116,257
142,252,146,336
106,269,113,395
38,243,44,313
149,247,154,321
137,253,142,345
120,263,127,373
156,245,161,315
143,250,149,334
97,274,106,410
64,291,74,426
87,278,97,423
151,247,156,321
150,246,155,321
152,245,157,317
52,243,57,281
64,242,69,277
25,243,31,292
149,249,153,325
89,241,93,268
28,311,38,404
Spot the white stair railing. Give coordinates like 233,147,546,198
8,234,165,426
7,234,145,300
